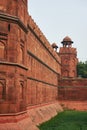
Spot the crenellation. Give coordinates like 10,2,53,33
28,15,60,65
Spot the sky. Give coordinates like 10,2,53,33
28,0,87,62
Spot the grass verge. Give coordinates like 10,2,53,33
38,110,87,130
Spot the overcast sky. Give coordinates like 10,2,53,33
28,0,87,62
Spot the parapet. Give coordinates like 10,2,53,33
27,15,61,64
59,47,77,55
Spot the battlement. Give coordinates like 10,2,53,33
28,15,61,64
59,47,77,55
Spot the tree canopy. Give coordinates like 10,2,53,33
77,61,87,78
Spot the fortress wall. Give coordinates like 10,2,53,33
0,13,63,129
0,1,63,130
26,15,61,107
59,78,87,110
0,102,63,130
59,78,87,101
27,15,61,72
59,78,87,87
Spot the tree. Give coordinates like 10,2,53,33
77,61,87,78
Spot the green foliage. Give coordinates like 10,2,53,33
77,61,87,78
38,110,87,130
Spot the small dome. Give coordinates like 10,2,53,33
52,43,58,48
62,36,73,43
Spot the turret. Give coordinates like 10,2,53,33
61,36,73,47
59,36,78,78
52,43,58,51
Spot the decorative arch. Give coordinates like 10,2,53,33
72,58,75,66
72,70,75,77
0,82,4,100
19,46,24,64
63,70,69,77
19,39,25,64
0,40,5,60
20,82,24,100
64,58,68,65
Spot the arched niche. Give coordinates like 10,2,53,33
0,82,5,100
0,41,5,60
63,70,69,77
19,39,25,64
20,82,24,100
19,47,23,63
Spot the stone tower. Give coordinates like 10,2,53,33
59,36,78,78
0,0,28,114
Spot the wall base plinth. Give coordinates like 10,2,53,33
0,102,63,130
59,100,87,111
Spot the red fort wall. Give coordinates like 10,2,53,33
0,0,63,130
26,16,61,107
59,78,87,110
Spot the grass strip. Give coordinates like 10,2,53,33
38,110,87,130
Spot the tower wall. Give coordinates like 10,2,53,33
59,37,87,111
0,0,28,26
59,40,78,78
0,0,28,114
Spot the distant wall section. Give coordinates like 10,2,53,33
58,78,87,110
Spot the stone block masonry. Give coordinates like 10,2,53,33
59,78,87,110
0,0,62,129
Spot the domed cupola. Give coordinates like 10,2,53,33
52,43,58,51
61,36,73,47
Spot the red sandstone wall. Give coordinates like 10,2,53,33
59,78,87,101
0,0,28,26
0,1,63,129
0,0,61,114
0,11,28,113
0,0,28,113
0,64,27,114
59,47,77,77
26,16,61,107
27,16,61,73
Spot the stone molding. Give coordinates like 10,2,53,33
0,12,28,33
0,61,28,70
27,50,60,75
